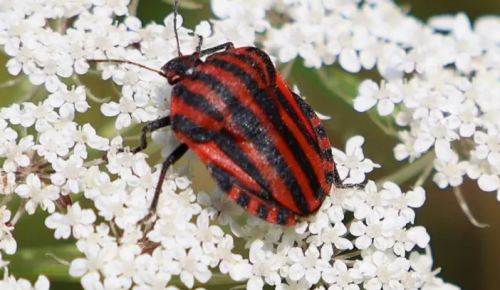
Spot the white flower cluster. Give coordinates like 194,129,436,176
212,0,423,71
351,12,500,199
0,271,50,290
0,0,460,289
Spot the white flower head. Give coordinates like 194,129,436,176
15,173,60,214
45,202,96,239
332,136,380,184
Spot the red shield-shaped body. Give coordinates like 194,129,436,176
168,47,335,225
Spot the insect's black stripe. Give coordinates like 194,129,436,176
214,129,273,200
323,147,334,185
314,125,328,139
205,59,325,204
233,103,312,214
323,149,333,162
213,51,323,177
274,88,321,153
209,163,280,207
246,47,277,85
209,164,233,192
172,115,217,143
237,193,250,208
257,205,268,220
193,71,313,214
277,208,290,225
292,91,317,119
210,163,293,225
218,49,274,86
173,83,224,122
325,171,334,185
174,114,272,200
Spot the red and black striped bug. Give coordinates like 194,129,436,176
89,0,361,226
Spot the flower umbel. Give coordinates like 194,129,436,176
0,0,474,289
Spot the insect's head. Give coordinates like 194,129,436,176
161,55,202,85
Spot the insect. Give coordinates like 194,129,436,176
89,0,360,226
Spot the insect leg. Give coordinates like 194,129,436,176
146,143,189,218
127,116,171,154
195,35,203,55
199,42,235,57
332,166,367,189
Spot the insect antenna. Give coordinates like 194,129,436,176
173,0,182,56
195,35,204,55
86,59,167,78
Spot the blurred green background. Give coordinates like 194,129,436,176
1,0,500,289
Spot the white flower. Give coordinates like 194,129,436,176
216,236,252,281
0,274,50,290
19,101,58,132
354,80,403,116
70,123,110,159
76,223,116,254
192,210,224,253
307,222,352,250
350,212,396,251
393,130,421,162
197,189,244,225
94,187,140,229
0,170,16,196
45,202,96,239
409,249,460,290
359,251,410,290
34,129,74,163
50,155,86,194
449,99,480,138
473,128,500,168
414,114,458,162
381,185,426,224
429,13,482,73
0,206,16,254
15,173,60,214
0,136,34,172
101,88,157,130
48,85,90,113
433,152,468,189
288,246,328,284
332,136,380,184
178,245,212,289
246,240,282,290
69,243,118,287
29,50,74,93
0,119,18,146
322,260,361,288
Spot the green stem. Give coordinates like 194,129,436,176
129,0,140,16
316,68,352,104
366,110,399,138
279,59,295,81
7,245,80,282
0,76,26,89
414,158,435,188
453,186,489,228
72,75,111,104
376,151,435,187
316,69,398,137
